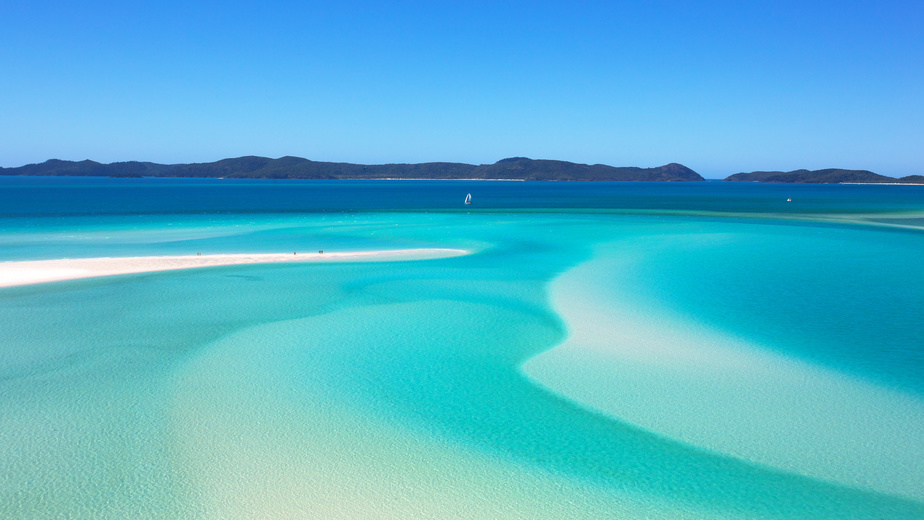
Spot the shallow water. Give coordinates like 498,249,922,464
1,178,923,518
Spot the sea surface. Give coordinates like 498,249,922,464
1,177,923,519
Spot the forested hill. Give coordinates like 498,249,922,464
0,156,705,182
725,169,924,184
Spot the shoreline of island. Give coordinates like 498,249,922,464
0,157,706,182
0,249,469,288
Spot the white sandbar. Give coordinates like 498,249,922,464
0,249,468,288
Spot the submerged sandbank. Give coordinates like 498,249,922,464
0,249,468,288
521,240,924,500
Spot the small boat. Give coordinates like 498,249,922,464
787,198,792,202
464,193,472,205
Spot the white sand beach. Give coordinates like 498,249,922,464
0,249,468,288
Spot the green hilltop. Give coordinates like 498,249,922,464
725,168,924,184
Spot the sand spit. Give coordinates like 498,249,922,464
0,249,468,288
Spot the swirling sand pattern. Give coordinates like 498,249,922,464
2,198,923,518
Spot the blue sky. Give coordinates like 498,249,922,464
1,1,922,178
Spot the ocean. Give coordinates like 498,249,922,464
1,177,923,519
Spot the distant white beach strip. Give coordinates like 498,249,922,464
0,249,469,288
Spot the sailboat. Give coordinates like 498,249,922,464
464,193,472,205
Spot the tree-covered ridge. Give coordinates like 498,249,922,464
0,157,704,182
472,158,702,181
725,169,924,184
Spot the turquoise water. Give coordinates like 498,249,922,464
1,178,923,518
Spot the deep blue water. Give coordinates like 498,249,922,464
2,176,923,216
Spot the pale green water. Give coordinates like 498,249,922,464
2,179,924,519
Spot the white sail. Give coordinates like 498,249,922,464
464,193,472,205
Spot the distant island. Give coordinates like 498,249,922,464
724,169,924,184
0,157,704,182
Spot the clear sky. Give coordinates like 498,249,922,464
2,0,922,178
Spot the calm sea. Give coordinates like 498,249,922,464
1,177,923,519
